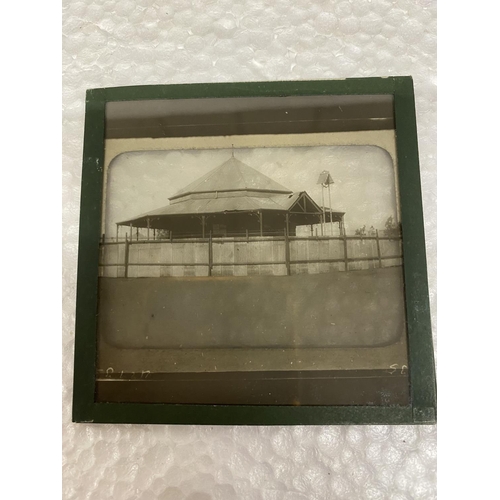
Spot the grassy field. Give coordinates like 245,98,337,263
98,267,406,349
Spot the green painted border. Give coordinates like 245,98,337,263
72,77,436,425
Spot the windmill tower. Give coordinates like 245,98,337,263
317,170,335,236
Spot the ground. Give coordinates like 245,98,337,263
98,266,406,349
96,266,408,404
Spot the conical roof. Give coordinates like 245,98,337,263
170,156,292,200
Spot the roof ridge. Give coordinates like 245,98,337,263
170,156,291,199
233,158,247,188
170,157,236,199
238,161,266,189
180,161,227,193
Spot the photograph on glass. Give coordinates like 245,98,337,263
73,79,436,424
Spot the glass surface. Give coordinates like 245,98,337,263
95,94,409,405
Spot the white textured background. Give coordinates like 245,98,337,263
62,1,437,499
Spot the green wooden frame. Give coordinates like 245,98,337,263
72,77,436,425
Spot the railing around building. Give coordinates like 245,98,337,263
99,230,403,278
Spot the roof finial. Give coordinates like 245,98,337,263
231,144,234,157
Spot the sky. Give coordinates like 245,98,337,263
105,145,398,236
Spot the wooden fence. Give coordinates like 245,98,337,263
99,231,403,278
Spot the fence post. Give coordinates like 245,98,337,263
343,232,349,272
376,229,382,269
284,227,291,276
124,234,130,278
208,231,213,277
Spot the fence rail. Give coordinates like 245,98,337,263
102,234,401,244
99,231,403,278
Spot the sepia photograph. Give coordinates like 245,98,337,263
94,93,410,407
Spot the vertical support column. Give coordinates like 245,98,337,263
136,227,139,241
170,231,173,243
115,224,119,243
376,229,382,269
208,231,213,276
129,223,132,241
328,183,333,236
320,186,325,236
284,225,291,276
259,210,263,237
153,228,156,240
285,212,290,238
343,232,349,272
339,216,346,237
246,229,249,242
124,234,130,278
147,218,150,240
310,225,313,237
202,215,206,239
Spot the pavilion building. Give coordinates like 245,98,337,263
118,156,344,238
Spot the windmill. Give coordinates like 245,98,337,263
317,170,335,236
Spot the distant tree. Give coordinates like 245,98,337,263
384,216,401,238
354,225,366,236
156,229,170,239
